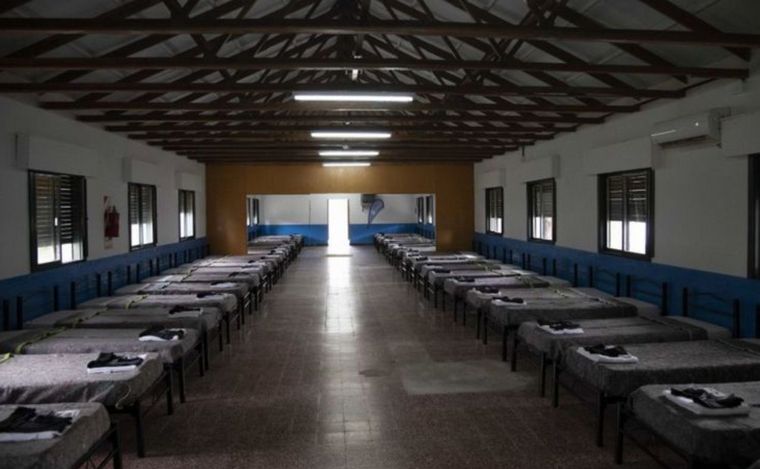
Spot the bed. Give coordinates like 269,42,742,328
0,402,119,469
518,314,730,401
114,281,253,317
140,272,263,306
562,338,760,448
446,275,572,320
0,328,202,404
0,352,168,457
425,267,535,308
618,381,760,468
24,306,223,371
481,287,639,365
78,293,239,346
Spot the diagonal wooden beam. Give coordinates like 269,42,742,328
639,0,750,61
2,18,759,48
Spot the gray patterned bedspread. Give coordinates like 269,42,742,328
78,293,238,314
518,316,729,361
564,339,760,397
0,328,199,364
163,264,266,280
141,273,259,289
485,288,637,327
0,402,109,469
445,275,569,300
115,281,249,300
24,307,220,334
631,381,760,466
0,353,163,407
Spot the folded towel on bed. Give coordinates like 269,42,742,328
475,286,500,293
196,292,221,298
139,326,185,342
87,352,145,374
664,388,750,416
537,319,583,335
578,345,638,364
430,269,451,274
210,282,238,288
168,305,204,317
455,277,475,283
416,257,428,261
0,407,77,442
492,296,525,304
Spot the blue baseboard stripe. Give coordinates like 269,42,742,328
254,223,430,246
0,238,209,330
473,232,760,337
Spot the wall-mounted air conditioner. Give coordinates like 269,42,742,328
650,107,730,148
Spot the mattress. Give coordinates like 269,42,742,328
0,402,110,469
78,293,238,314
631,381,760,466
24,307,221,334
0,353,163,407
141,273,259,290
518,315,730,361
449,276,571,303
485,288,638,328
162,264,265,285
418,261,507,278
114,281,249,300
564,339,760,398
0,328,199,364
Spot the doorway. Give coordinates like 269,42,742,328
327,198,350,255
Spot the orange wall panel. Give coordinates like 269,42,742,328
205,163,474,254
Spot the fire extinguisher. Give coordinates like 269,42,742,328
105,206,120,238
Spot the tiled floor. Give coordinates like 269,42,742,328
123,246,660,468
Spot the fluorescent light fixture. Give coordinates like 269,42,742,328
294,91,414,103
311,131,391,139
319,150,379,157
322,162,371,167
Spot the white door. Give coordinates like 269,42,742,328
327,198,350,253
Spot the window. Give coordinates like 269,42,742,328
527,179,555,242
425,195,433,224
246,197,259,226
485,187,503,235
179,190,195,240
29,171,87,270
128,183,157,250
750,155,760,278
416,197,424,224
599,169,653,258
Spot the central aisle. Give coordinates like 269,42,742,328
129,246,654,468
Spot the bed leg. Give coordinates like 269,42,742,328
596,392,607,447
198,341,205,377
111,423,123,469
442,293,446,312
239,304,245,326
552,362,560,408
166,372,175,415
133,402,146,458
510,331,518,372
501,327,508,362
615,403,625,464
461,301,466,326
476,309,481,339
482,316,488,345
218,323,224,352
226,314,232,345
433,285,437,307
539,353,547,397
177,359,187,404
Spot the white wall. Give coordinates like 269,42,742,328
474,70,760,277
0,96,206,280
253,193,421,225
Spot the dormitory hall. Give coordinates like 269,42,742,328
2,1,760,468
